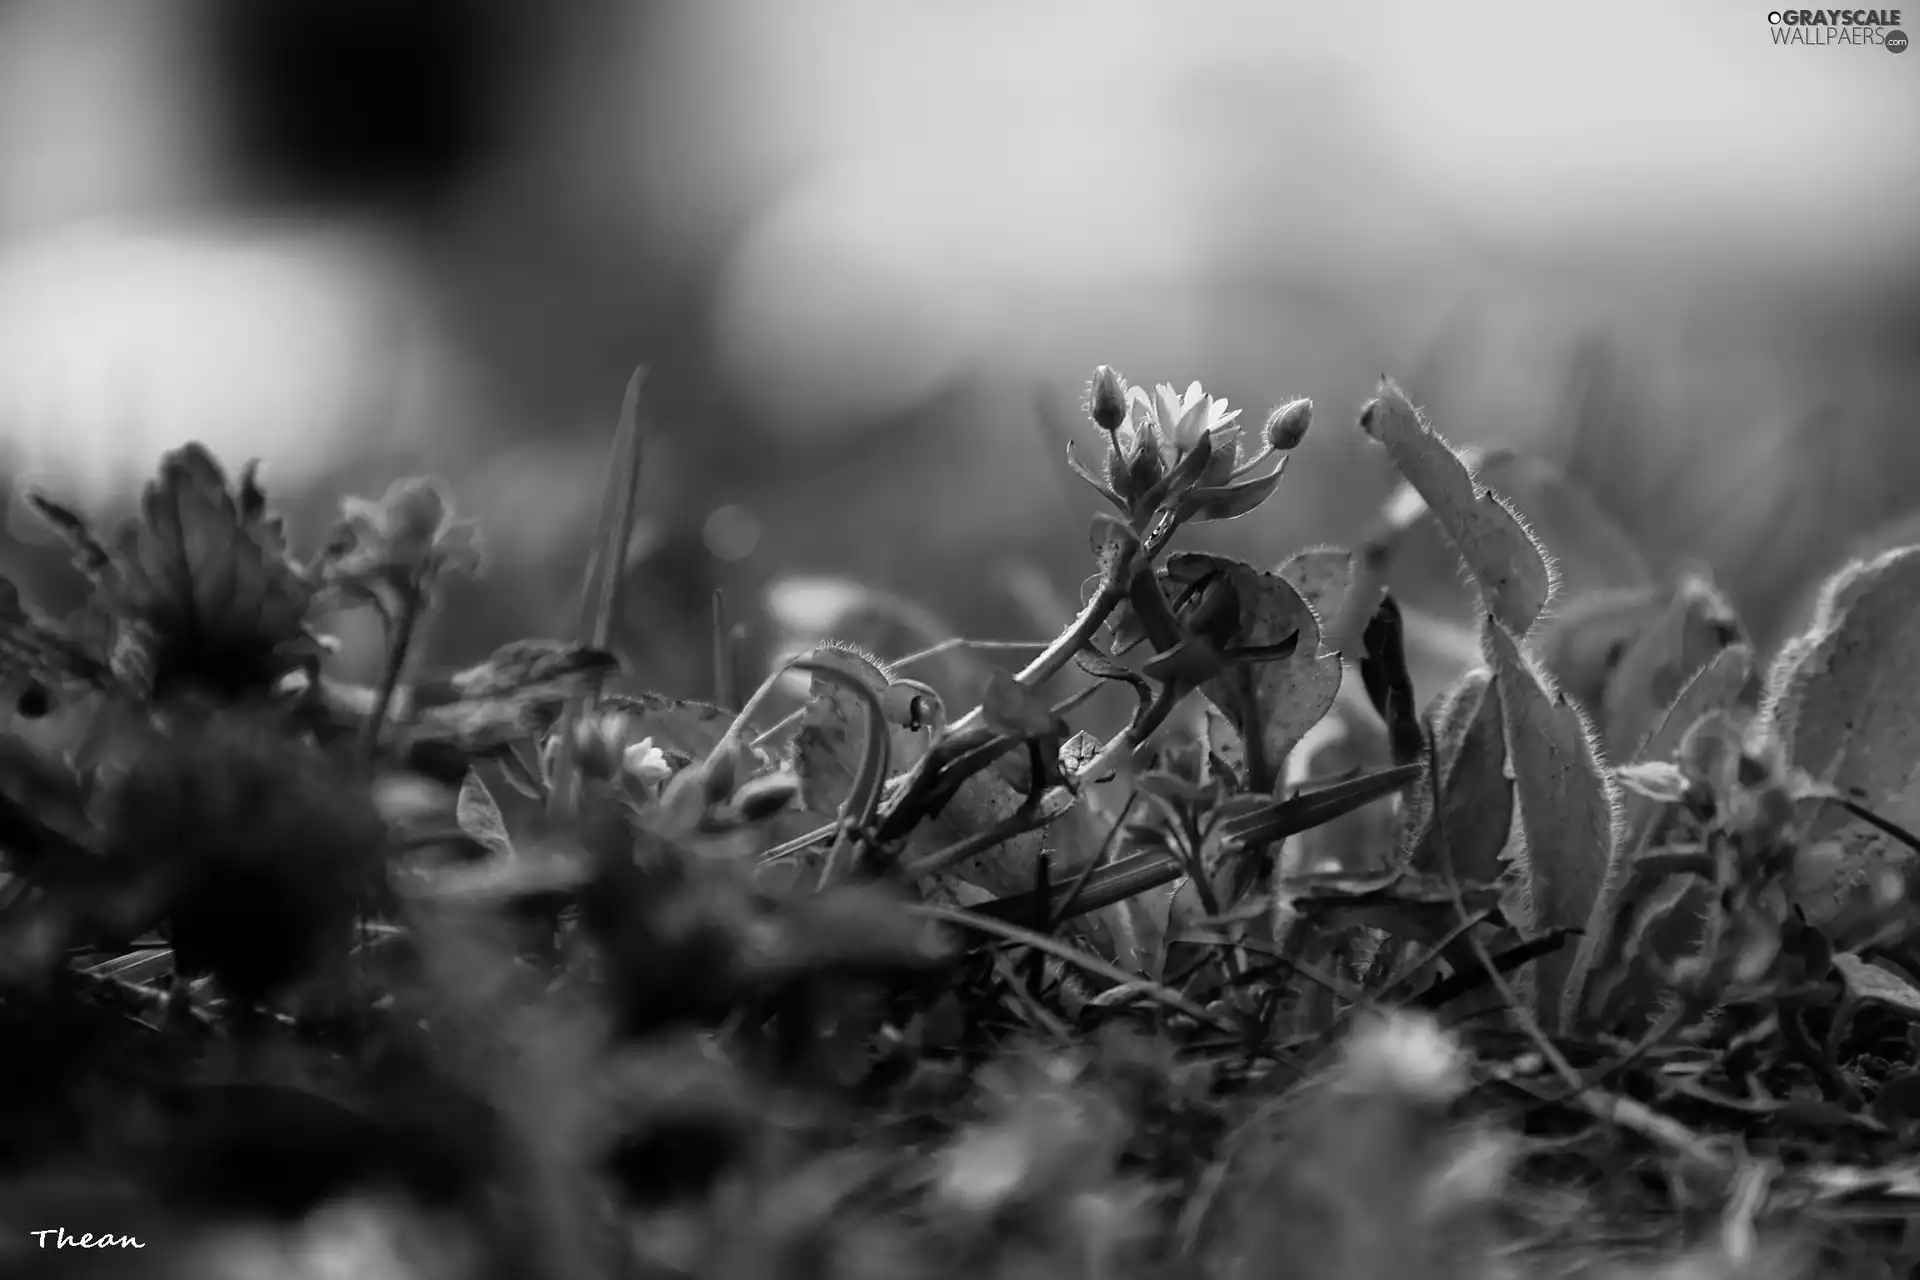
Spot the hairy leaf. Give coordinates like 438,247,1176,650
1483,621,1616,1030
1466,449,1651,597
1358,382,1554,637
1763,546,1920,928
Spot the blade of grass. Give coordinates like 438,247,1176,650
548,366,648,819
712,588,735,709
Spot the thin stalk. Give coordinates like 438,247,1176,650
359,582,423,762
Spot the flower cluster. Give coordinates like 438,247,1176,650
1071,367,1309,530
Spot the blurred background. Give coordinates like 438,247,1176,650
0,0,1916,698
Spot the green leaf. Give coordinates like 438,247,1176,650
59,444,325,700
455,770,516,860
1065,441,1131,515
1216,764,1425,854
904,761,1098,920
1594,568,1744,762
1273,545,1353,639
1163,553,1341,792
1058,730,1104,778
1482,619,1616,1030
1404,668,1512,888
1177,458,1288,524
1555,646,1753,1033
1763,546,1920,938
1358,382,1554,637
1359,593,1424,766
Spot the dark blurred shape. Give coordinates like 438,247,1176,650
150,1079,482,1222
198,0,533,216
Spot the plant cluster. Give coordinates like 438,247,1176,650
1,364,1919,1279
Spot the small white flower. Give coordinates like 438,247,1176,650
1126,380,1242,464
622,737,674,786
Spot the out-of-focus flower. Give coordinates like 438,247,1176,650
315,476,485,589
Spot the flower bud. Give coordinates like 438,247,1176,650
1264,398,1313,452
1088,366,1128,433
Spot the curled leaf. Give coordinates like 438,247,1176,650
789,645,925,817
788,655,894,871
1073,647,1154,723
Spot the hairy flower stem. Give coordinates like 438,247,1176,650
359,581,426,762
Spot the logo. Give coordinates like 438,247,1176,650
1768,9,1909,46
